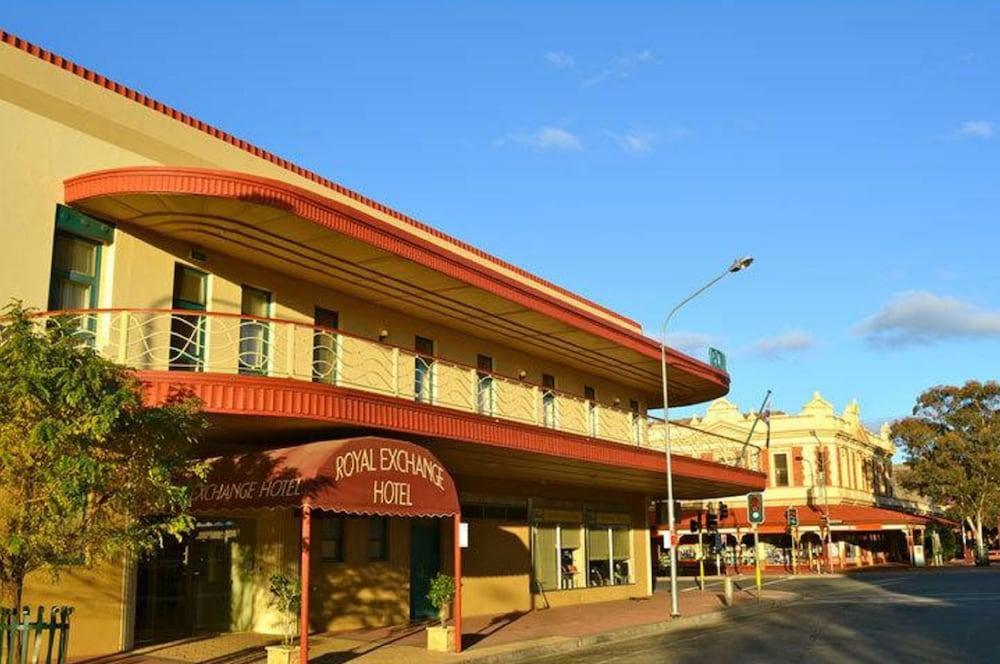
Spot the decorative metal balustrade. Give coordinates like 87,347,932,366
646,418,763,472
20,309,759,471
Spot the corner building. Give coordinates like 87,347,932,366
0,31,765,659
657,394,945,572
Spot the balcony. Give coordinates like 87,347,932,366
34,309,760,471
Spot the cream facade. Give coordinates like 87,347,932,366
659,393,938,570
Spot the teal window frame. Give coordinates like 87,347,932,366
238,285,272,376
170,264,209,372
48,206,114,337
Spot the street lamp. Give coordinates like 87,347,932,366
660,255,753,617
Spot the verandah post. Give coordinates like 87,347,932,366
300,505,312,664
453,513,462,654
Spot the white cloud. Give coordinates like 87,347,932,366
583,49,659,87
544,51,575,69
493,126,583,151
609,126,691,154
748,330,815,359
610,131,657,154
955,120,994,140
666,331,715,354
855,291,1000,347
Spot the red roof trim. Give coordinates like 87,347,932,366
65,167,730,397
0,28,635,329
138,371,764,493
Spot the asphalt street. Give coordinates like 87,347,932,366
526,568,1000,664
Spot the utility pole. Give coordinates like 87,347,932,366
753,524,762,602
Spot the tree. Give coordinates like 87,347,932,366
891,381,1000,565
0,302,207,607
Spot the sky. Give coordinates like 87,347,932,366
3,2,998,428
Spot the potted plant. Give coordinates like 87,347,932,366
425,573,456,652
265,573,302,664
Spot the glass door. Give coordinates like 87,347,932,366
238,286,271,375
170,265,207,371
312,307,339,384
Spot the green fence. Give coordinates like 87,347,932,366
0,607,73,664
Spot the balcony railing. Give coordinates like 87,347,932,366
646,419,763,472
24,309,760,471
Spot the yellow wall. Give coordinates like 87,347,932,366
0,38,636,334
22,560,125,660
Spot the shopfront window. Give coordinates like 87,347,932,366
532,522,585,592
587,515,633,587
320,515,344,563
533,509,632,592
368,517,389,561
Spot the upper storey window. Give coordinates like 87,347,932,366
48,206,114,327
772,453,790,487
169,264,208,371
414,336,435,403
542,373,557,428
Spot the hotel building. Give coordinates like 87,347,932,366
0,30,765,659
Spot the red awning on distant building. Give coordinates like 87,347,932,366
665,503,941,535
191,436,460,517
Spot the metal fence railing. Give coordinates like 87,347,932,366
0,607,72,664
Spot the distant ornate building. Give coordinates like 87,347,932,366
653,392,944,570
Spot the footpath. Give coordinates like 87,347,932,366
102,581,796,664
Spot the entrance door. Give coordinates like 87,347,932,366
134,536,187,645
189,534,233,631
409,519,440,621
134,521,238,645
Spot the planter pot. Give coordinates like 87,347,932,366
426,625,455,653
265,645,300,664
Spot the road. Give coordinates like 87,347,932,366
526,568,1000,663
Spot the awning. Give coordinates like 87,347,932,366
666,503,940,535
191,436,460,517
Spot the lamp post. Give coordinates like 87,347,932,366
660,255,753,617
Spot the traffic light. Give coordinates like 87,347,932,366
719,502,729,521
747,492,765,524
712,532,724,554
706,511,719,531
690,518,700,533
786,507,799,528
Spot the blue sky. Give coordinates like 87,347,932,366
3,2,998,427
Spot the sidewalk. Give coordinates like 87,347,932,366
100,585,796,664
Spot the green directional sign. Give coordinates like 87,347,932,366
708,347,727,372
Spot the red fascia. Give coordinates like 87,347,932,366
138,370,764,491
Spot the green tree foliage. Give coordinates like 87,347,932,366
0,302,207,606
267,573,302,646
891,381,1000,564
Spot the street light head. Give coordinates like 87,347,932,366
729,256,754,273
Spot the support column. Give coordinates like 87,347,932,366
300,505,312,664
453,514,463,653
